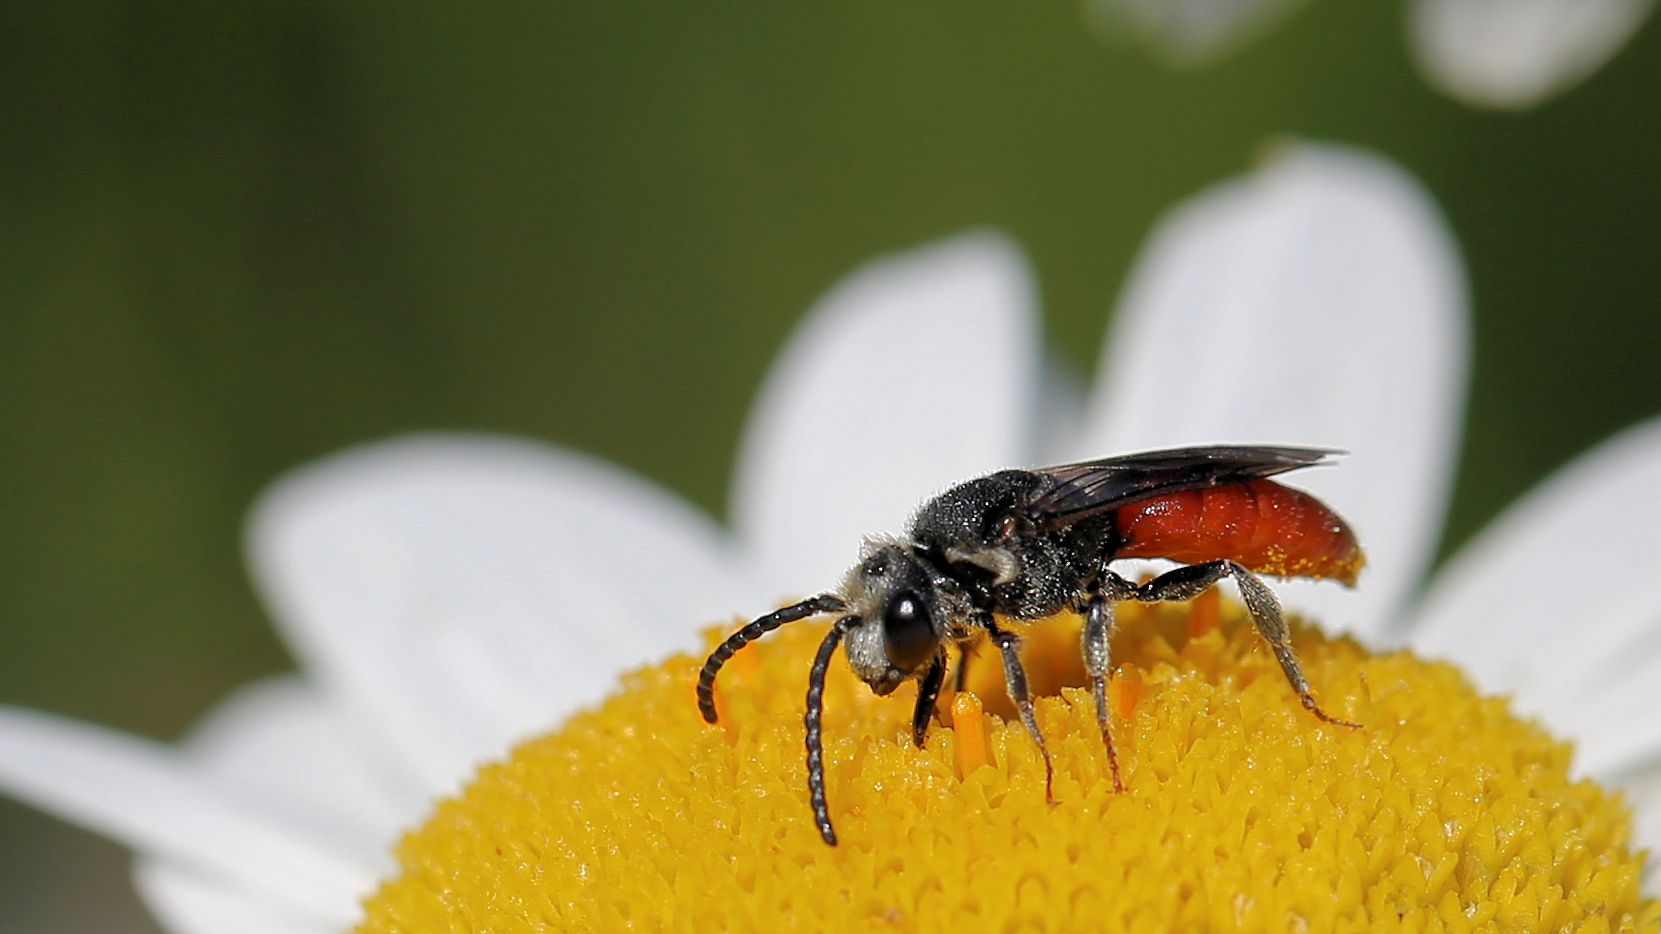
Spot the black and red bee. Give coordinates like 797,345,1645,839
696,445,1364,845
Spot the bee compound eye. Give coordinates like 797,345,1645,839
881,590,936,672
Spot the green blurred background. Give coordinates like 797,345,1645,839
2,3,1658,929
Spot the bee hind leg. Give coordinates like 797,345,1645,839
1132,561,1359,729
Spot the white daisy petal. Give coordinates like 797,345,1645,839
1033,352,1089,465
0,705,370,926
181,675,408,871
731,232,1042,595
134,862,334,934
1570,653,1661,778
248,434,744,798
1620,765,1661,878
1409,417,1661,775
1081,142,1469,642
1409,0,1654,109
1084,0,1310,65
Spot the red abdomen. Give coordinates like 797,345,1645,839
1111,479,1363,585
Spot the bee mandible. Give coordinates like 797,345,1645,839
696,445,1364,845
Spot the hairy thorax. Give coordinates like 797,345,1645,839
909,471,1113,621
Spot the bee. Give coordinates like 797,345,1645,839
696,445,1364,845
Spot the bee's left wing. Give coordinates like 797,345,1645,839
1020,445,1338,533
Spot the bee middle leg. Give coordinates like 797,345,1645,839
982,617,1056,803
1079,576,1134,793
1132,561,1359,729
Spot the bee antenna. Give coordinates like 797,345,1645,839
696,593,846,724
806,615,857,846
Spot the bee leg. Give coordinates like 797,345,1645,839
1133,561,1359,729
953,644,973,694
1080,589,1125,793
911,653,947,749
984,618,1056,804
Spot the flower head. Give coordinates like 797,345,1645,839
361,606,1657,930
1,141,1659,931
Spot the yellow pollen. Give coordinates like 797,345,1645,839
1187,585,1221,638
950,691,990,779
357,598,1658,932
1110,665,1143,721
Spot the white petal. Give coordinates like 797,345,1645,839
731,232,1042,594
1409,0,1654,109
1620,766,1661,893
1569,650,1661,779
134,861,335,934
1081,143,1469,642
181,676,407,873
248,434,744,799
1033,352,1089,466
0,705,370,926
1409,418,1661,776
1084,0,1310,65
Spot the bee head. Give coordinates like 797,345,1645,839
839,541,949,695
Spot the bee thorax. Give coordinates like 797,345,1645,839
944,545,1022,586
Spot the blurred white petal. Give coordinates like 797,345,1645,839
1570,650,1661,780
134,862,332,934
1033,352,1089,465
1085,0,1310,64
180,676,407,870
0,706,369,926
1409,418,1661,776
1082,143,1468,642
1622,766,1661,878
247,433,743,799
731,232,1041,595
1409,0,1654,108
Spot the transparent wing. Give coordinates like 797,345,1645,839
1023,445,1338,531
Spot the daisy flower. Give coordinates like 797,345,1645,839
1,141,1657,931
1088,0,1656,110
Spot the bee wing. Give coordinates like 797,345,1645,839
1022,445,1339,532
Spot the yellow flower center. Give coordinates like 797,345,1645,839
357,596,1658,931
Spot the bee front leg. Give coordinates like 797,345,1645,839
911,653,947,749
952,646,973,694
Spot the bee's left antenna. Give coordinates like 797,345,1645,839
696,593,847,724
805,615,857,846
